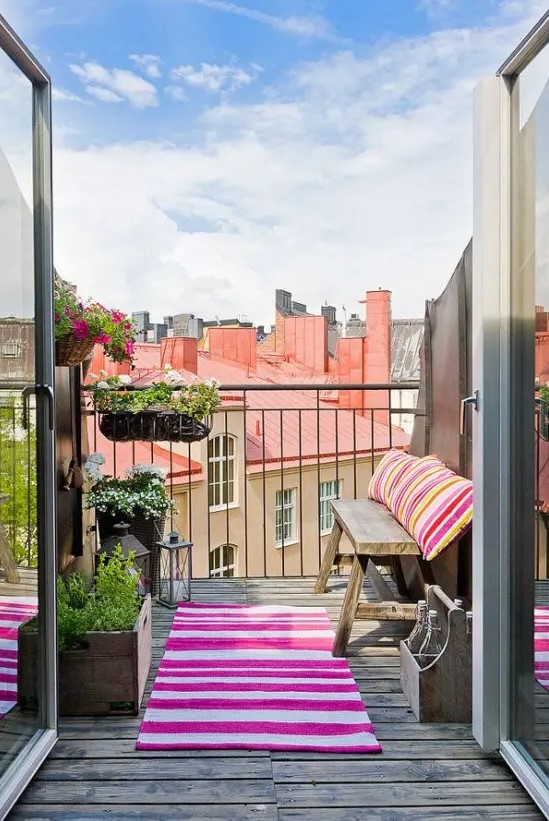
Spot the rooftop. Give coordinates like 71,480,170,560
10,576,541,820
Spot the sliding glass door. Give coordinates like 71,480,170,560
0,15,57,818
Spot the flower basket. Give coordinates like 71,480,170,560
56,339,95,367
98,410,212,443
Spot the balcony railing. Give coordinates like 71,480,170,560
0,397,36,568
85,383,423,580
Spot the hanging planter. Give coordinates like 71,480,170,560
87,369,221,444
55,339,95,367
54,278,136,368
98,409,212,443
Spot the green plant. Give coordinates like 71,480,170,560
85,465,175,520
86,371,221,421
54,546,141,651
0,397,37,566
54,281,136,363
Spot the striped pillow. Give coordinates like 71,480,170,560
368,449,416,508
392,457,473,561
390,455,442,526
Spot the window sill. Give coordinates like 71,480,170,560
274,539,299,550
209,503,239,513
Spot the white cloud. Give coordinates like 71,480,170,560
180,0,337,41
164,84,188,102
129,53,163,78
86,86,124,104
53,2,547,327
69,61,158,108
52,87,87,103
170,62,261,92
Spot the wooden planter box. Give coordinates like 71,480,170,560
400,585,472,723
18,595,152,716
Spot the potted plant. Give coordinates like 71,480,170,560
539,383,549,441
18,547,151,715
54,280,136,367
84,461,174,595
86,368,221,443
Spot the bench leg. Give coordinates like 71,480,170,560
314,520,342,594
332,555,368,657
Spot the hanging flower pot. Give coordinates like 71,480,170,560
87,370,220,444
54,279,136,368
55,339,95,367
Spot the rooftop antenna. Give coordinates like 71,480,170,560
342,305,347,338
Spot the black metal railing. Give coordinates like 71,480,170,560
85,382,422,580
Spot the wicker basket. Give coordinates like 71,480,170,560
98,410,212,443
56,339,95,367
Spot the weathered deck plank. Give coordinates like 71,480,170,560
8,576,544,820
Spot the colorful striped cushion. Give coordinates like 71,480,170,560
368,450,415,507
392,456,473,561
390,455,441,525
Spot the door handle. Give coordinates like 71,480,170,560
22,384,55,431
460,390,479,435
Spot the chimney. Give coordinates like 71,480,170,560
361,290,392,423
208,327,257,370
160,336,198,374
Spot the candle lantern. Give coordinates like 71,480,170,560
156,531,193,608
96,522,151,595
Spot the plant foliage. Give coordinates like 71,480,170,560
55,546,141,651
54,281,136,363
85,464,175,520
86,370,221,421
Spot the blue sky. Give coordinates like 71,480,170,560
3,0,547,325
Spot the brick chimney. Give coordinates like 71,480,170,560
160,336,198,374
362,290,392,423
208,327,257,370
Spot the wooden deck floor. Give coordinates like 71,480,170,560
8,576,545,820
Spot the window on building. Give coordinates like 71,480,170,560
319,479,342,535
208,434,236,509
1,341,21,358
209,544,236,578
275,488,297,546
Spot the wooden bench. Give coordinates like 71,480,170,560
314,499,423,657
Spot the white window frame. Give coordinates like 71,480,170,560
319,479,342,535
275,488,297,547
209,544,236,578
208,434,237,511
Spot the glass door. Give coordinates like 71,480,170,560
472,11,549,816
0,15,57,817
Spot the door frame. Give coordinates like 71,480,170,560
0,13,58,818
472,9,549,815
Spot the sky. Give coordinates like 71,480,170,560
2,0,548,327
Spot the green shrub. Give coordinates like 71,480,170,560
54,546,141,651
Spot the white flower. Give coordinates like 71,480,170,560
118,374,132,385
88,372,97,380
88,453,105,465
164,369,184,385
164,363,172,371
100,369,108,378
96,381,110,390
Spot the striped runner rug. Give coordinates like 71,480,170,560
136,602,381,753
0,596,38,719
535,607,549,691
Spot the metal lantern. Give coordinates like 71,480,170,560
97,522,151,594
156,531,193,608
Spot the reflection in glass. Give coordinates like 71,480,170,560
0,47,40,777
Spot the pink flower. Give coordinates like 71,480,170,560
125,339,135,356
124,322,133,331
71,320,89,340
54,313,60,322
93,333,112,345
111,310,125,324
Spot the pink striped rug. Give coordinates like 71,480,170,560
136,602,381,753
0,596,38,719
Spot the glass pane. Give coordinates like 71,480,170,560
511,46,549,785
0,50,41,777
